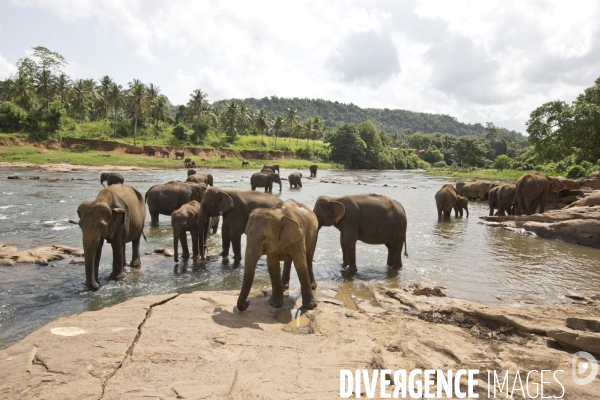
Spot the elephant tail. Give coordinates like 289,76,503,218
141,230,147,242
404,239,408,258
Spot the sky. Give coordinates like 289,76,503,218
1,0,599,133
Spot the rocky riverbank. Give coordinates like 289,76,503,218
1,286,598,398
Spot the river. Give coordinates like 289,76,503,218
1,167,599,349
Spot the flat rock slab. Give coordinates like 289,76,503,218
0,244,84,266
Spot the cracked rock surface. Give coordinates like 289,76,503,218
1,289,599,399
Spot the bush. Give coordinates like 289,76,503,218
172,123,188,142
0,101,27,132
423,146,444,163
26,101,66,141
432,161,447,168
566,165,587,179
192,115,211,144
491,154,513,170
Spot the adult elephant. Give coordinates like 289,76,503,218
184,157,192,164
263,164,280,174
175,151,185,160
187,173,214,186
237,200,318,311
435,184,469,221
288,172,302,188
242,161,249,167
197,187,283,260
187,169,196,177
309,164,318,178
313,194,408,273
460,181,497,201
146,147,156,156
161,150,170,158
496,184,516,216
488,186,501,216
100,172,124,187
76,184,145,291
515,173,567,215
145,181,207,224
251,172,281,192
171,200,202,262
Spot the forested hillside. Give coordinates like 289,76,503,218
213,96,525,140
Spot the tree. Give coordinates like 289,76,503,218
357,120,386,169
326,123,366,168
0,78,16,103
172,123,187,141
303,119,313,148
127,79,148,146
71,79,90,123
453,136,488,167
54,73,72,106
99,75,114,119
192,115,211,144
285,106,299,144
312,116,324,150
0,101,27,132
34,69,55,109
13,75,35,111
491,154,513,170
187,89,207,120
423,146,444,163
222,100,240,143
254,108,271,145
108,83,125,137
272,115,284,149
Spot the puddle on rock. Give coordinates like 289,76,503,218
277,309,310,333
330,281,379,310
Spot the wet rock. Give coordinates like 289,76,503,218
413,287,446,297
565,191,600,208
566,317,600,333
7,175,20,179
565,293,587,301
68,219,79,225
0,244,83,265
29,176,40,180
145,252,153,255
70,258,85,265
576,171,600,190
164,249,174,257
320,289,338,298
547,328,600,354
154,248,166,253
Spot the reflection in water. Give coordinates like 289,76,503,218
0,168,599,349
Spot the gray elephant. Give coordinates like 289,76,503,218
495,184,516,216
288,172,302,188
460,181,497,201
313,194,408,273
145,181,207,224
197,187,283,260
184,157,192,164
171,200,202,262
309,164,318,178
175,151,185,159
242,161,249,167
263,164,280,174
515,173,567,215
435,184,469,221
187,169,196,177
146,147,156,156
488,186,501,216
237,199,318,311
100,172,124,187
161,150,170,158
251,171,282,192
76,184,145,291
187,173,214,186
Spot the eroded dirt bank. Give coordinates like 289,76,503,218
1,287,598,399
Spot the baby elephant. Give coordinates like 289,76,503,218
288,172,302,188
100,172,124,187
187,173,214,186
171,200,202,262
435,184,469,221
238,200,318,311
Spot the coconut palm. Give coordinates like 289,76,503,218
13,75,36,111
54,73,72,106
188,89,207,120
0,78,16,102
108,83,125,137
127,79,148,146
34,69,56,109
254,108,271,145
82,79,100,120
285,106,299,145
312,116,324,150
238,102,253,132
71,79,90,123
152,95,172,125
272,115,284,149
304,119,314,148
99,75,114,119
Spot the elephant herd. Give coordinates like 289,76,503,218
435,172,568,221
75,165,408,312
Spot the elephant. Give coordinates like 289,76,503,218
435,184,469,221
171,200,202,262
251,172,281,192
488,186,501,216
161,150,170,158
309,164,318,178
186,161,196,168
145,181,207,224
187,169,196,177
100,172,124,187
187,173,214,186
288,172,302,188
197,187,283,260
146,147,156,156
242,161,249,167
220,155,225,159
175,151,185,160
261,168,273,173
184,158,192,164
237,199,318,311
515,173,567,215
460,181,497,201
455,181,465,194
76,184,145,291
313,194,408,273
495,184,516,216
263,164,280,174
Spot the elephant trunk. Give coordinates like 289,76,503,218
197,210,210,259
100,181,105,187
237,248,261,311
82,236,101,291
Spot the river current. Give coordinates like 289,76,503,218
1,167,599,349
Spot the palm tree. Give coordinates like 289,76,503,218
254,108,271,145
152,95,172,125
285,106,299,145
222,100,240,142
304,119,313,148
82,79,99,120
34,69,55,109
0,78,16,102
238,102,252,132
146,83,161,124
187,89,207,120
108,83,125,137
71,79,90,123
13,75,35,111
99,75,114,119
54,73,72,107
272,115,284,149
127,79,148,146
312,116,324,150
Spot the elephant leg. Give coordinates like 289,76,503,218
292,253,317,310
211,218,219,234
150,212,159,225
306,245,317,290
443,210,450,220
281,256,292,290
110,237,126,280
231,233,242,261
342,234,358,274
538,195,547,214
340,234,348,268
438,209,442,221
92,239,103,289
392,238,403,269
251,186,256,191
267,256,284,308
181,230,190,259
191,226,199,259
122,243,127,267
386,244,393,265
130,235,141,268
220,223,231,257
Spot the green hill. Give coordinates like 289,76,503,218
212,96,525,140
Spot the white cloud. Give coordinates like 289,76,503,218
0,52,17,80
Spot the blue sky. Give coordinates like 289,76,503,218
1,0,600,132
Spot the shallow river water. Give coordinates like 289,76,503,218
1,167,600,349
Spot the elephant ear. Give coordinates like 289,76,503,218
331,201,345,223
77,201,93,219
112,207,125,225
279,216,302,251
217,192,234,215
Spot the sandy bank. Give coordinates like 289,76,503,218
1,287,598,399
0,162,158,173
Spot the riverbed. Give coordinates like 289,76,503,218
1,167,599,349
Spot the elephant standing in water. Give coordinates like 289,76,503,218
460,181,497,201
488,186,501,216
435,184,469,221
145,181,207,224
197,187,283,260
187,173,214,186
491,184,516,216
100,172,124,187
251,172,281,192
288,172,302,188
309,164,318,178
263,164,280,174
313,194,408,273
237,200,318,311
171,200,202,262
515,173,567,215
76,184,145,291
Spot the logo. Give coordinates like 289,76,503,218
572,351,598,386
